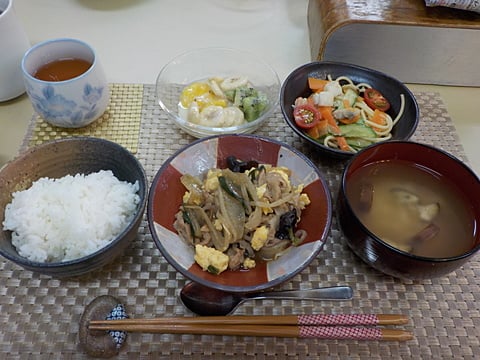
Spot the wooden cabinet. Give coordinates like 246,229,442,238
308,0,480,86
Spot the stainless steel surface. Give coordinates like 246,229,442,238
255,286,354,300
180,282,353,316
322,24,480,86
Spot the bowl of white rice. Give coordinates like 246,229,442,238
0,137,148,277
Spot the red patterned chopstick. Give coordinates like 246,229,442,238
91,313,408,326
89,323,413,341
297,325,411,341
89,314,413,341
297,314,408,326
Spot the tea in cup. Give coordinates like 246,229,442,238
21,38,110,128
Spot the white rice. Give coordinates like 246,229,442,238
2,170,140,263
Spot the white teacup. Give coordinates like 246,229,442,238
21,38,110,128
0,0,30,102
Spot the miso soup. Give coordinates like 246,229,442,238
346,160,476,258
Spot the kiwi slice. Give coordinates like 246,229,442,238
233,86,258,108
224,89,236,102
242,93,268,122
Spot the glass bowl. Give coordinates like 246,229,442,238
156,47,281,138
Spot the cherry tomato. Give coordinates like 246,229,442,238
364,88,391,112
293,104,321,129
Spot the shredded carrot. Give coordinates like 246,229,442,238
318,106,350,151
306,119,328,139
319,107,339,134
370,109,387,131
338,116,360,125
308,77,329,92
335,136,351,152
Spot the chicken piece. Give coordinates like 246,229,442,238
332,108,360,121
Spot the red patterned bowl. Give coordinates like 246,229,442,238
147,134,332,293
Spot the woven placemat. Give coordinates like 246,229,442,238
25,83,143,153
1,84,479,359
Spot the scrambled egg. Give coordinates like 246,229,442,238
213,218,223,231
204,169,221,192
194,244,229,275
256,183,267,199
183,169,221,205
243,258,256,269
251,225,269,251
295,184,311,209
183,165,311,275
298,193,311,209
254,166,296,214
255,183,272,214
182,191,202,205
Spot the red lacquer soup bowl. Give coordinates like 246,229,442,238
147,134,332,293
338,141,480,280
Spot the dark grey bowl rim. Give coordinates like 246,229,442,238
0,137,148,271
280,61,420,159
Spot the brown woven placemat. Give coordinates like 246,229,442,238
2,84,479,359
25,83,143,153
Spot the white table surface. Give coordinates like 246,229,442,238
1,0,479,175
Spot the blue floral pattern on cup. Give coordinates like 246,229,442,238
22,38,110,128
29,83,106,127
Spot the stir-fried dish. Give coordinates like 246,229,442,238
173,156,311,275
292,75,405,152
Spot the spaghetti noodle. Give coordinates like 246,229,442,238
293,75,405,153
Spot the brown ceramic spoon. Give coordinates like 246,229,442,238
180,282,354,316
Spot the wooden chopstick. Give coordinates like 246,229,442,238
88,314,412,341
88,323,413,341
90,314,409,327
